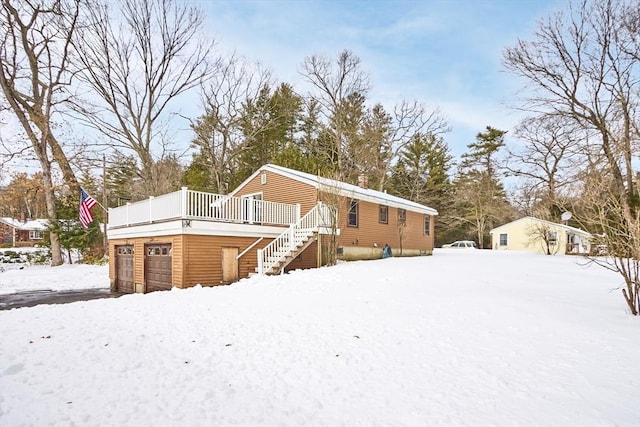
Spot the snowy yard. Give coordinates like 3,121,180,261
1,250,638,426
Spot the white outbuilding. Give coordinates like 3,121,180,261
489,216,592,255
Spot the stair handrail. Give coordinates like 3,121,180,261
257,202,333,274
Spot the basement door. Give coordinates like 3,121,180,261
145,243,172,293
221,247,239,283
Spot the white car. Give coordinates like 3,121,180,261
441,240,478,249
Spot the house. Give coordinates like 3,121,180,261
0,217,48,247
107,164,438,293
489,216,592,255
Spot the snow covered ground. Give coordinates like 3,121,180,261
1,249,638,426
0,263,108,294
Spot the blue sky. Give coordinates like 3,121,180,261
1,0,565,184
200,0,564,159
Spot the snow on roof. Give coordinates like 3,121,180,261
0,217,22,228
0,217,49,231
490,216,592,237
21,219,49,230
234,164,438,216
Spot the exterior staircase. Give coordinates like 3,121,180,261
257,202,335,275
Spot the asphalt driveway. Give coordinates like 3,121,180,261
0,289,123,310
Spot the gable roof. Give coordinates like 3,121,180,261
490,216,591,237
232,164,438,216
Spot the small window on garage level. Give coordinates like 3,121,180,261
379,205,388,224
424,215,430,235
499,233,508,246
348,199,358,227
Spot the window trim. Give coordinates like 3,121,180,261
499,233,508,246
347,199,359,227
424,215,430,236
29,230,43,240
379,205,388,224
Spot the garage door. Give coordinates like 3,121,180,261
115,245,134,293
145,243,172,293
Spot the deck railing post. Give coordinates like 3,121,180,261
181,187,188,218
257,249,264,275
126,202,130,226
289,225,295,251
148,196,154,223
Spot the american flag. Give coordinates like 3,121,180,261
79,189,97,228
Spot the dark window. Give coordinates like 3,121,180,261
398,208,406,225
499,233,507,246
424,215,430,235
379,205,388,224
547,231,557,244
348,199,358,227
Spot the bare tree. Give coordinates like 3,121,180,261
508,115,585,214
300,50,370,178
578,168,639,313
72,0,216,197
190,55,273,194
382,101,449,191
527,218,561,255
0,0,81,266
317,177,349,267
503,0,639,314
301,50,449,190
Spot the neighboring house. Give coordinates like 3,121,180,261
0,217,48,247
489,216,592,255
107,164,438,293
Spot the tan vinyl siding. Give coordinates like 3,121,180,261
134,240,145,288
108,242,116,280
235,170,318,215
285,241,319,271
172,235,184,287
401,210,433,251
182,235,273,286
337,200,434,253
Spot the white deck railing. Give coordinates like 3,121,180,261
108,187,300,228
257,202,336,275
